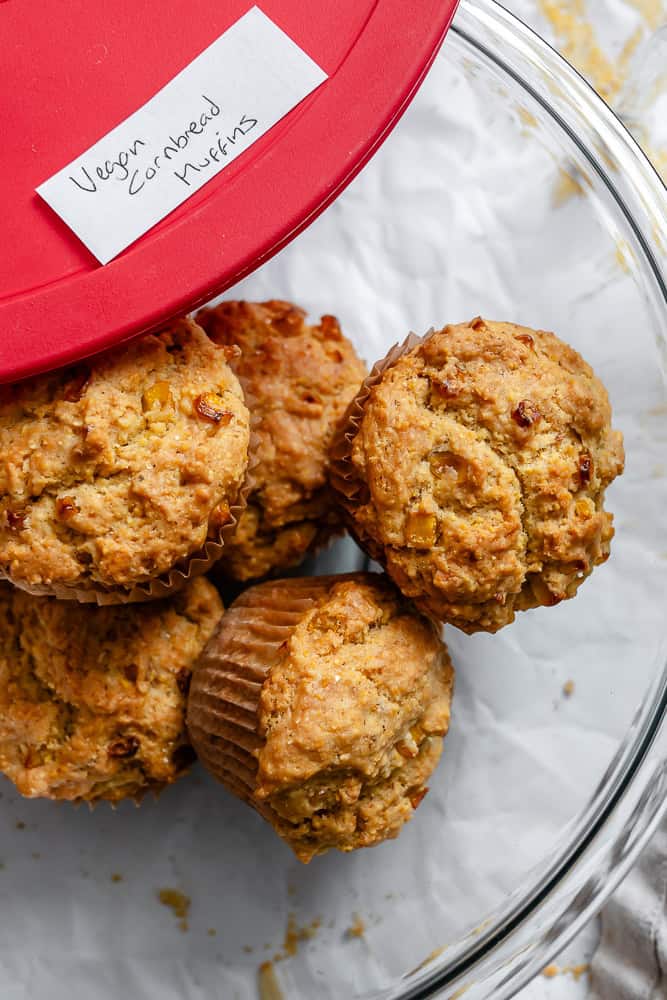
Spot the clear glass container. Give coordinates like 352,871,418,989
1,2,665,998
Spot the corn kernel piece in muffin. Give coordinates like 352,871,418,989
196,300,366,581
337,319,624,633
0,577,223,802
187,573,454,862
0,317,250,597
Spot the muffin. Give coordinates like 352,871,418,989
0,317,250,602
196,300,366,581
0,576,223,802
331,318,625,633
187,573,454,862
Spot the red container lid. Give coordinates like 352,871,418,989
1,0,458,382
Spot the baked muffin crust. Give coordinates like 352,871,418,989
188,573,454,861
0,317,249,595
342,319,625,632
197,300,366,580
0,577,222,802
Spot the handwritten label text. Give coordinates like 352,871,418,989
37,8,327,263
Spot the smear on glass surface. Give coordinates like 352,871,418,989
538,0,666,196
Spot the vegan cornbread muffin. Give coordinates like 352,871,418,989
0,317,250,601
0,576,223,802
187,573,454,862
196,300,366,581
331,319,625,633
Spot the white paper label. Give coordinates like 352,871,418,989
37,7,327,264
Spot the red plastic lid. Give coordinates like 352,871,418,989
1,0,458,382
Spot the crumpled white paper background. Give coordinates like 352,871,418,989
1,2,666,999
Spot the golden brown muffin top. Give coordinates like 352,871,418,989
0,576,222,802
188,572,454,861
0,318,249,594
197,300,366,580
257,575,454,861
345,319,624,632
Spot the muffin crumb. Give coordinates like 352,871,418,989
158,888,191,931
346,914,365,939
258,961,284,1000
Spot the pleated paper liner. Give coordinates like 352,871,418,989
0,479,249,607
187,574,362,806
329,328,429,558
82,751,196,810
0,381,262,607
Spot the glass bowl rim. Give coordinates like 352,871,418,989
391,1,667,997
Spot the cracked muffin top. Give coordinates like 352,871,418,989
339,318,625,633
0,317,250,597
0,576,223,802
187,572,454,862
196,300,366,581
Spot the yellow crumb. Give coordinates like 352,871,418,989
258,962,285,1000
410,945,447,974
276,913,321,960
542,962,590,980
617,26,645,93
541,1,666,202
110,873,123,883
627,0,664,31
651,148,667,185
553,168,586,206
282,913,300,957
562,680,575,698
346,914,366,939
470,917,491,936
615,243,632,274
157,888,191,931
539,1,642,104
517,106,538,129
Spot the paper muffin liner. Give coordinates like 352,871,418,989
0,405,261,608
187,574,358,807
0,479,249,607
329,329,431,559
